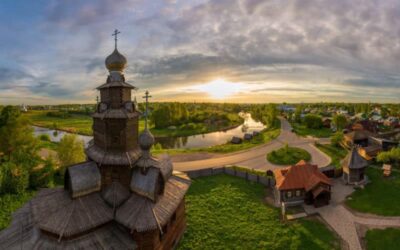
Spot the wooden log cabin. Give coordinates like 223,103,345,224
0,33,191,250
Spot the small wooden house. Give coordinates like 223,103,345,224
322,117,332,129
273,161,331,208
0,42,190,249
342,147,368,184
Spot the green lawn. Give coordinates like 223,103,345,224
365,228,400,250
24,110,93,135
291,123,333,138
267,145,311,165
24,110,242,138
346,167,400,216
0,191,36,230
153,119,281,154
178,174,340,250
315,143,347,169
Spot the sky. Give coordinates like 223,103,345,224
0,0,399,104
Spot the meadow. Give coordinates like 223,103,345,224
346,167,400,216
365,228,400,250
178,174,340,250
315,143,348,169
291,122,333,138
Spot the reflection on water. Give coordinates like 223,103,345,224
155,113,265,149
33,113,265,149
33,126,92,146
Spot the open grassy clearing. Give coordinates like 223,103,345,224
315,143,347,169
178,174,340,250
291,123,333,138
365,228,400,250
346,167,400,216
267,145,311,165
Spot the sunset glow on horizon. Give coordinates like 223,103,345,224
0,1,399,104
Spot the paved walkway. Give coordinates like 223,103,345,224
173,117,331,171
304,179,400,250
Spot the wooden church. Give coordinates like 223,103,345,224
0,31,191,250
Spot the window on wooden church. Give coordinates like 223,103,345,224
296,190,301,196
287,191,292,198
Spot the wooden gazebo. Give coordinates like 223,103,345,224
0,32,191,250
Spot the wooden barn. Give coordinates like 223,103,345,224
273,161,332,208
0,35,190,250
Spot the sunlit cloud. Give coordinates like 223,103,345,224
183,79,249,99
0,0,399,104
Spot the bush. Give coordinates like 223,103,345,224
330,132,344,147
0,162,29,194
29,158,55,189
39,134,51,141
267,146,311,165
303,114,323,129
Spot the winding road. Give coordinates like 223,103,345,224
173,117,331,171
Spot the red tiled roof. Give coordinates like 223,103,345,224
273,161,331,191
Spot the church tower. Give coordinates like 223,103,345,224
86,29,141,188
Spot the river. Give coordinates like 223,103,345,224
33,113,265,149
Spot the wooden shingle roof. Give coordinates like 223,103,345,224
85,143,141,166
342,147,368,170
65,161,101,198
33,223,136,250
116,175,190,232
130,167,161,201
31,188,113,239
102,181,130,209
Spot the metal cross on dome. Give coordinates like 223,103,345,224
142,90,152,130
112,29,121,49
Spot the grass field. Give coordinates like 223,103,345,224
23,110,242,138
315,143,347,169
178,174,340,250
365,228,400,250
267,145,311,165
24,110,93,135
291,123,333,138
346,167,400,216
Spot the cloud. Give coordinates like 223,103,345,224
1,0,400,104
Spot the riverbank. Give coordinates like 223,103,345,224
24,110,243,138
153,119,280,155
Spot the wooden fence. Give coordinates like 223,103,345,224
183,166,276,188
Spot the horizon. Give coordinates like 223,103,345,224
1,0,400,105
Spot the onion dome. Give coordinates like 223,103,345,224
105,49,127,72
139,129,155,151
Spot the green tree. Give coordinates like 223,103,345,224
0,106,39,165
0,161,29,194
330,132,344,147
303,114,323,129
294,105,302,123
377,148,400,166
332,114,347,131
56,134,85,172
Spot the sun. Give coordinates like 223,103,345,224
193,79,243,99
